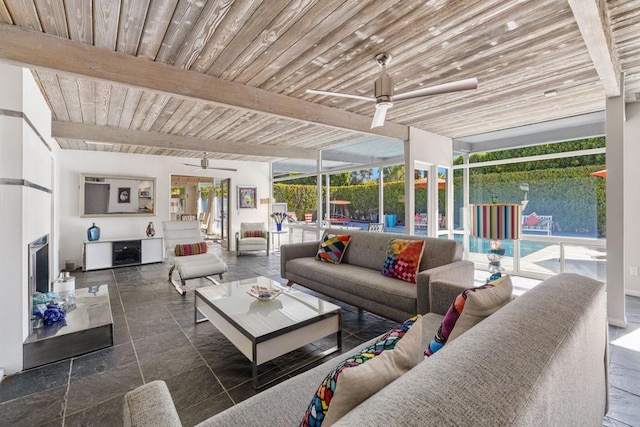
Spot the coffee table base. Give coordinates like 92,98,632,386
195,293,341,389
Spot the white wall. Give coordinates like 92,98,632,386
625,102,640,297
57,150,269,268
0,64,56,374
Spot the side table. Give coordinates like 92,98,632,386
271,230,288,253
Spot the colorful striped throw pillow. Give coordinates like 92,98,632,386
425,275,512,356
243,230,265,238
174,242,207,257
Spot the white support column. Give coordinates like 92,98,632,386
446,166,454,235
404,140,414,235
325,174,330,223
378,166,384,226
463,154,470,259
605,73,627,327
625,102,640,297
316,153,323,240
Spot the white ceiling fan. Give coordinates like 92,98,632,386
306,53,478,128
183,152,237,172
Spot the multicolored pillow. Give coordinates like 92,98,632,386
301,316,422,427
315,234,352,264
448,275,512,342
243,229,265,238
381,239,426,283
174,242,207,257
425,275,512,356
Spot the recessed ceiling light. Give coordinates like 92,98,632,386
506,21,518,30
544,90,558,97
490,40,498,46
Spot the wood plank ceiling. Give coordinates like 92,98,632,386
0,0,638,162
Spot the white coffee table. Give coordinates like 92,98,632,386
194,276,342,389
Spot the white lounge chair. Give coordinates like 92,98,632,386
162,220,228,295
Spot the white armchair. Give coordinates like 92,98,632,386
236,222,270,256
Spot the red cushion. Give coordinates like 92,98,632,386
524,212,540,226
243,230,265,238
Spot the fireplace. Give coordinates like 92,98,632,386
28,235,49,294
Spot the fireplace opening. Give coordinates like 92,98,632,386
29,235,49,294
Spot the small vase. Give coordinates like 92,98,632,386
87,223,100,241
146,221,155,237
276,223,282,232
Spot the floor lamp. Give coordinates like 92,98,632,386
471,203,522,283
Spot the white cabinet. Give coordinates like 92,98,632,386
83,237,163,271
83,241,112,271
141,238,163,264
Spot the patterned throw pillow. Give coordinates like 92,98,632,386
381,239,426,284
174,242,207,257
243,229,265,238
301,316,422,427
425,275,512,356
315,234,352,264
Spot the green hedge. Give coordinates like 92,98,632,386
275,164,606,236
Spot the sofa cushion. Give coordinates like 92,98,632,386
425,276,511,356
174,242,207,257
301,316,422,426
448,275,512,342
315,234,352,264
286,259,417,315
381,239,426,284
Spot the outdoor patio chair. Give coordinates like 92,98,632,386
367,223,385,232
162,220,227,295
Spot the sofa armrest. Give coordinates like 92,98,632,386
123,380,181,427
280,241,320,278
427,279,472,316
415,260,474,315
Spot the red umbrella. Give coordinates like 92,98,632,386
590,170,606,178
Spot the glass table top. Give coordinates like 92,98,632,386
196,276,340,339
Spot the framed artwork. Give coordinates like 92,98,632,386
118,187,131,203
238,186,257,209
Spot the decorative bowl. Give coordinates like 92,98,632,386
247,285,283,301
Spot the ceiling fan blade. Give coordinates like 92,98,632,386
183,163,200,167
306,89,374,102
206,167,237,172
392,78,478,102
371,104,389,129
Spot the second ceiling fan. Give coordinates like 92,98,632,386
183,152,237,172
306,53,478,128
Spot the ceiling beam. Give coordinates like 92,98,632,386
0,24,409,141
52,121,319,159
568,0,621,97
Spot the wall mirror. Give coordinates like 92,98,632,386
80,174,156,217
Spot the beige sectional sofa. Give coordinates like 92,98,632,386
123,273,608,426
281,228,475,322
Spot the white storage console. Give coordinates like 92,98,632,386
83,237,163,271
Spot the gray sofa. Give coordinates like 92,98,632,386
281,228,475,322
123,273,608,426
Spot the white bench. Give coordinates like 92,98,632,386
522,214,553,236
162,220,227,295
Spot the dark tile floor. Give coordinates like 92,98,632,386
0,244,639,426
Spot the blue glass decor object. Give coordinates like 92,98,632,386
146,221,156,237
42,302,66,325
87,223,100,241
